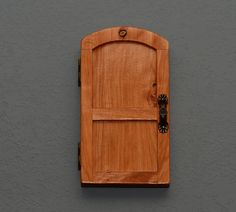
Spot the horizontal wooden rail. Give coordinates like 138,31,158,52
92,108,157,120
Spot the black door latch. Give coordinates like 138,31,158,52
158,94,168,133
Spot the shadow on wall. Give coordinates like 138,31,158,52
80,186,169,200
78,172,170,200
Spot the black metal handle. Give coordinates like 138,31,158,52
158,94,168,133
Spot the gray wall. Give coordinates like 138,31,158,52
1,0,236,211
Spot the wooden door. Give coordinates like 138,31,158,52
80,26,169,186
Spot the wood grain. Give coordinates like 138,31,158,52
80,26,169,186
92,41,157,108
93,121,158,172
156,50,170,185
80,49,93,183
92,108,157,120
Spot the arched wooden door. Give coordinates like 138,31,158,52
80,26,169,186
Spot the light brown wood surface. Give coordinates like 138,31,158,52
80,26,169,186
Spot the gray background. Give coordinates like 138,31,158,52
0,0,236,211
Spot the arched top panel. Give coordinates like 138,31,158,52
81,26,169,50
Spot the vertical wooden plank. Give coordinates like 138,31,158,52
80,49,93,183
156,49,170,185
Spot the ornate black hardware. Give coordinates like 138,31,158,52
158,94,168,133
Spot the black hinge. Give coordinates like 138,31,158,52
78,142,81,170
78,59,81,87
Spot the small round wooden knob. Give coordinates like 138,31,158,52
119,29,127,37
